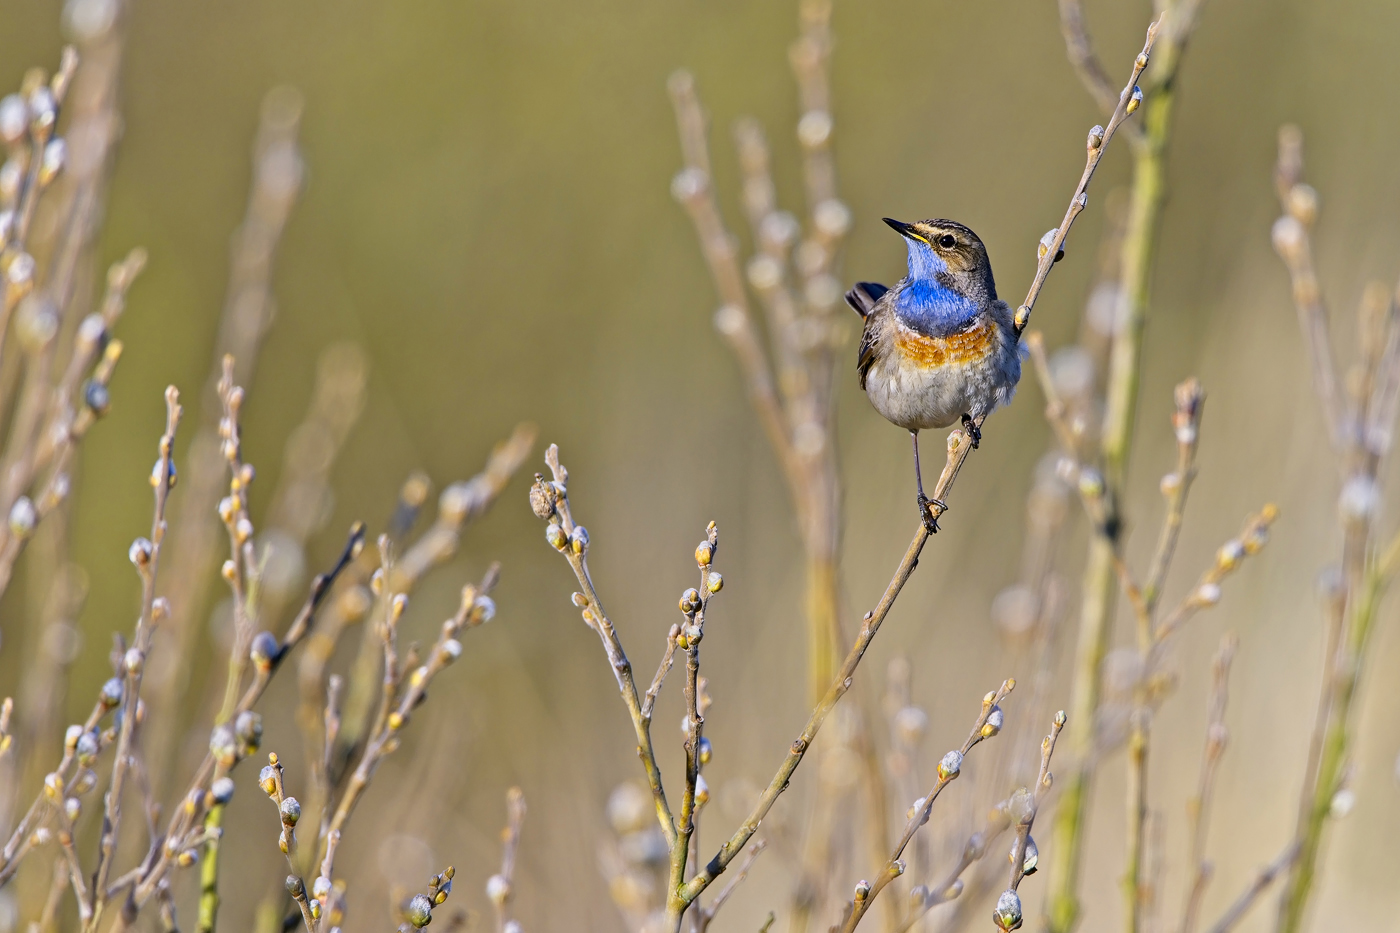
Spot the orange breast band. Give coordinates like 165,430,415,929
893,319,995,369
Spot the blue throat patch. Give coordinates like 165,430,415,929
894,241,979,337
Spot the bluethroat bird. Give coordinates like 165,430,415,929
845,218,1022,533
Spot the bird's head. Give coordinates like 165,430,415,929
883,218,997,301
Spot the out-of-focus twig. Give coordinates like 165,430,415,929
319,545,499,876
1271,126,1400,933
487,787,527,933
1205,844,1298,933
338,423,535,752
696,840,765,933
1179,635,1236,933
87,386,181,930
668,0,850,704
835,682,1016,933
1047,1,1214,923
146,86,305,794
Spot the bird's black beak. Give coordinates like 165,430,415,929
882,217,927,244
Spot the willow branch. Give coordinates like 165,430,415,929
1203,844,1297,933
1179,635,1236,933
89,387,182,926
837,682,1016,933
1012,18,1161,339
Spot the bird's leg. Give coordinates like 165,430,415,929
961,413,982,450
911,430,945,534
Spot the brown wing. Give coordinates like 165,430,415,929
848,282,889,391
857,312,879,390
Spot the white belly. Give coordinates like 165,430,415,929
864,345,1020,432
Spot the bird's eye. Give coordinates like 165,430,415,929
937,234,957,249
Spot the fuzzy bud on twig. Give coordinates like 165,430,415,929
994,889,1024,931
406,893,434,928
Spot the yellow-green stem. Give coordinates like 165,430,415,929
196,803,226,933
1277,564,1389,931
1046,83,1175,932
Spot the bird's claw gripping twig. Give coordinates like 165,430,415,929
917,495,946,534
961,414,981,450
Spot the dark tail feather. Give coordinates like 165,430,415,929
844,281,888,318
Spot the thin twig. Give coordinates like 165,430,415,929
1203,844,1298,933
1057,0,1133,121
837,682,1016,933
1011,18,1161,339
489,787,527,933
992,712,1067,932
1179,635,1236,933
666,524,722,929
1142,379,1204,612
697,840,766,933
89,386,182,929
533,449,678,850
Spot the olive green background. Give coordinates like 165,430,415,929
2,0,1400,930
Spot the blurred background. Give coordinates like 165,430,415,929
2,0,1399,930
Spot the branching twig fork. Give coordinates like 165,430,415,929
836,681,1016,933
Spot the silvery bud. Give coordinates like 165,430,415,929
0,95,27,144
1339,475,1381,524
235,710,263,753
8,496,36,539
1216,539,1246,571
1012,836,1039,875
100,677,123,708
280,797,301,826
39,138,65,185
1271,215,1305,260
209,724,238,767
250,631,279,670
993,889,1023,931
406,893,433,928
937,750,963,781
982,706,1004,738
1195,583,1222,607
471,595,496,625
128,537,153,566
210,777,236,806
76,730,99,766
545,522,567,550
